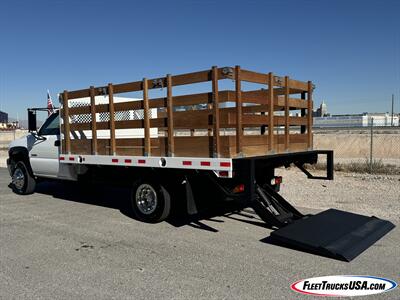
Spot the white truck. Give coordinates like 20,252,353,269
6,67,395,261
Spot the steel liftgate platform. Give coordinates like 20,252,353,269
252,184,395,262
270,209,395,261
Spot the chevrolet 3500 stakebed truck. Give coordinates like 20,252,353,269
7,66,394,261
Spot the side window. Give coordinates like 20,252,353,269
38,112,60,136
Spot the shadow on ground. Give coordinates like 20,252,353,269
28,180,271,233
7,179,359,262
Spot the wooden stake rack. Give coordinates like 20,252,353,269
60,66,313,158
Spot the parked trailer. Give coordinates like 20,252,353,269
7,66,394,261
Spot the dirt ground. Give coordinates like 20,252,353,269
277,168,400,222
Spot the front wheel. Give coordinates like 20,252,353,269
130,180,171,223
11,161,36,195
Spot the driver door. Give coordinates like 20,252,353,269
29,112,61,178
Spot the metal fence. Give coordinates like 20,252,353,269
313,124,400,174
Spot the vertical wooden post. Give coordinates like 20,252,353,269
268,72,274,153
143,78,151,156
212,66,220,157
284,76,290,151
166,74,175,156
108,83,116,155
62,90,71,154
235,65,243,156
89,86,98,155
307,81,313,149
300,92,306,134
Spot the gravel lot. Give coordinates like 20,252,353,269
0,167,399,299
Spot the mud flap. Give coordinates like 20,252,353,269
270,209,395,262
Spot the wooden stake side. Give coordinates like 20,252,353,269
284,76,290,151
300,92,306,134
307,81,313,149
89,86,98,154
166,74,175,156
62,90,71,154
108,83,116,155
235,66,243,155
212,66,220,157
143,78,151,156
268,72,274,153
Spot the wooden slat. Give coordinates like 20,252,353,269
235,66,243,155
172,69,211,86
108,83,116,155
89,86,98,154
62,90,71,154
307,81,313,149
212,66,220,157
167,74,174,156
284,76,289,151
268,72,274,153
288,79,308,91
240,69,270,84
67,91,308,116
143,78,151,156
68,118,166,131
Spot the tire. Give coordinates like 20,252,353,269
130,180,171,223
11,161,36,195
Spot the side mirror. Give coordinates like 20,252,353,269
28,109,37,132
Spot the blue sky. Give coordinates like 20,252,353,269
0,0,399,120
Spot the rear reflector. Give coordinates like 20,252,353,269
69,157,75,161
182,161,192,166
138,159,146,164
200,161,211,166
59,157,65,161
124,159,132,163
112,158,119,163
220,162,231,167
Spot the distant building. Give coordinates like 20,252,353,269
0,110,8,123
313,100,329,117
314,112,399,128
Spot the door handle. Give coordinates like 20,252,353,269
54,140,61,147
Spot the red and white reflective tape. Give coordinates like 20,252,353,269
59,155,233,177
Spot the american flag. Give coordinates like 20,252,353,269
47,90,54,116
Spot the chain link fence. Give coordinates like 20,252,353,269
313,124,400,175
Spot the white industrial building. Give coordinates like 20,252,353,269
314,113,399,128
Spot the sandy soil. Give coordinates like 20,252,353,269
276,168,400,222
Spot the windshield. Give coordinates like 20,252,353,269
38,112,60,136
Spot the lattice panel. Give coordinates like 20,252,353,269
69,100,92,124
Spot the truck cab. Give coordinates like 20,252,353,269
7,110,78,194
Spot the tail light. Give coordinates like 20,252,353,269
271,176,282,185
232,184,245,193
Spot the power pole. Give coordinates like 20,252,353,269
391,94,394,126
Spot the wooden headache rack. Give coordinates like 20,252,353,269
60,66,314,159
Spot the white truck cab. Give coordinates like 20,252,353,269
7,96,155,194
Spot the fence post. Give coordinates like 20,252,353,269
370,117,374,173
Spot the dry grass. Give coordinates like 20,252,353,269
306,159,400,175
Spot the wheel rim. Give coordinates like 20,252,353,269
135,184,158,215
12,168,25,190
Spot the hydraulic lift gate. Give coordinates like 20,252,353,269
233,151,395,261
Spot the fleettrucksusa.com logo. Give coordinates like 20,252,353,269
291,275,397,297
